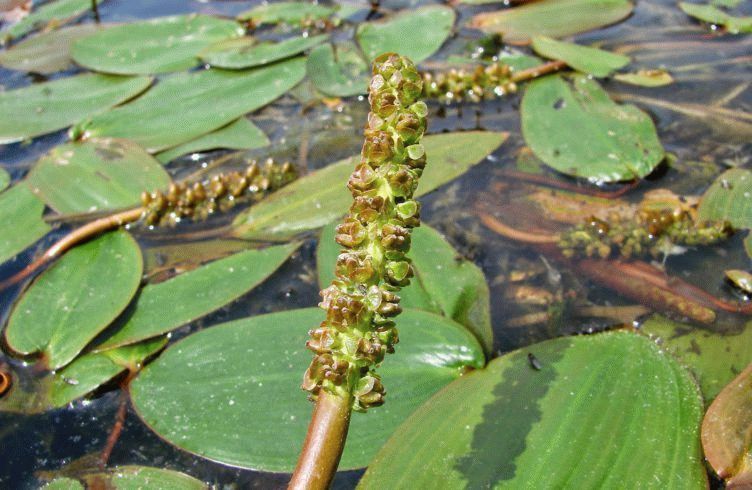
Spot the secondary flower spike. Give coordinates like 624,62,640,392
302,53,428,412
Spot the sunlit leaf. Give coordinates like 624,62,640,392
0,167,8,192
0,24,101,74
1,0,102,41
41,477,83,490
237,1,336,25
702,362,752,486
155,118,269,163
531,36,630,77
200,34,328,70
25,138,171,214
698,168,752,230
71,14,244,75
0,184,51,264
726,269,752,294
0,74,152,144
470,0,633,44
641,316,752,402
356,5,455,62
521,74,664,182
45,466,208,490
5,230,143,370
130,307,484,471
95,243,300,350
359,331,706,489
679,2,752,34
307,42,370,97
614,69,674,87
232,131,509,240
78,59,305,153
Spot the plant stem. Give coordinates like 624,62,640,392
289,391,353,490
511,60,567,83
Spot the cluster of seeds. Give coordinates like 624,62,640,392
140,159,296,226
559,209,730,259
302,53,427,411
421,62,517,103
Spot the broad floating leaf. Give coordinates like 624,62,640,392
1,0,102,41
0,74,152,144
698,168,752,230
25,138,171,214
306,42,370,97
78,59,306,153
71,14,244,75
156,118,269,163
0,185,51,264
130,308,484,471
726,269,752,293
702,362,752,486
0,168,8,192
44,466,208,490
531,36,630,77
641,315,752,402
200,34,328,70
614,69,674,87
5,231,143,370
237,1,336,26
232,131,509,240
96,243,300,350
360,331,706,489
470,0,634,44
521,74,664,182
679,2,752,34
0,24,101,74
356,5,455,62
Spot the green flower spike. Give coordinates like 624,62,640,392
302,53,428,412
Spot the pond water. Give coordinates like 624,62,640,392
0,0,750,488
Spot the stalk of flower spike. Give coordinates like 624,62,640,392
289,53,427,490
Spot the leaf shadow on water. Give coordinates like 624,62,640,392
454,345,566,487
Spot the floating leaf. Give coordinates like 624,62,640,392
232,131,508,240
531,36,629,77
0,74,151,144
78,59,305,153
1,0,102,41
200,34,328,70
614,69,674,87
307,42,370,97
130,307,484,471
25,138,171,214
698,168,752,230
5,230,142,370
45,466,207,490
96,243,299,350
641,315,752,402
156,118,269,163
0,167,8,191
41,477,83,490
679,2,752,34
521,74,664,182
726,270,752,293
0,24,101,74
0,185,51,264
702,362,752,486
356,5,455,62
71,15,244,75
470,0,633,44
237,1,336,25
360,331,706,489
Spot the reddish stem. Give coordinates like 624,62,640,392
499,169,639,199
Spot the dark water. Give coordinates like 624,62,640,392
1,0,750,488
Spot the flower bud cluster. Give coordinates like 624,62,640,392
421,62,517,103
559,210,730,259
140,159,295,226
303,53,427,412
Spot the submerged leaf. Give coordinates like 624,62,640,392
0,24,101,74
359,331,706,489
1,0,102,41
130,308,484,471
155,118,269,163
531,36,630,77
521,74,664,182
25,138,171,214
307,42,370,97
71,14,244,75
0,184,51,264
4,231,143,370
200,34,328,70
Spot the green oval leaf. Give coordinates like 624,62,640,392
307,42,370,97
0,184,51,264
25,138,172,214
1,0,103,41
0,73,152,144
698,168,752,230
45,466,207,490
0,24,101,74
200,34,328,70
614,69,674,87
79,59,306,153
4,230,143,370
521,74,664,182
679,2,752,34
155,117,269,164
470,0,634,44
356,5,455,62
237,1,336,26
71,15,244,75
232,131,509,240
96,243,300,350
359,331,706,489
531,36,630,77
130,307,484,471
